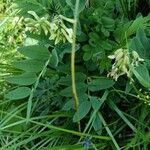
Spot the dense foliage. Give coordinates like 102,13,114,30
0,0,150,149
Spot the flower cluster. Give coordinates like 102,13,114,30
137,90,150,105
108,48,144,81
24,11,73,44
24,11,51,35
49,16,73,44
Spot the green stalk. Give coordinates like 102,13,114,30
119,0,128,18
0,110,110,141
133,0,138,17
98,113,120,150
26,55,51,123
71,0,81,131
31,120,110,140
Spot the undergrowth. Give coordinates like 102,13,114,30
0,0,150,149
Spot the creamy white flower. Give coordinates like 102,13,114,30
108,49,144,81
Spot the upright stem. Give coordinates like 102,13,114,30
133,0,138,17
71,0,81,131
119,0,128,18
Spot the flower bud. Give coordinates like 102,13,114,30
123,55,130,65
138,58,144,62
114,48,123,56
115,51,124,61
132,51,139,60
108,55,115,59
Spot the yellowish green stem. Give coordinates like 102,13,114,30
71,0,81,131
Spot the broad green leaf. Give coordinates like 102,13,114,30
62,94,88,111
115,16,150,43
133,64,150,88
82,45,93,61
18,45,50,60
62,100,74,111
101,17,115,29
90,97,101,111
130,28,150,58
49,49,59,67
78,93,89,103
127,16,150,37
88,77,115,91
15,0,47,17
58,73,86,86
60,83,87,97
5,87,31,100
57,43,72,60
136,28,150,52
91,91,108,132
12,59,44,73
93,113,102,134
73,100,91,122
83,51,93,61
6,73,37,85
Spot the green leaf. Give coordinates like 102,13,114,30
18,45,50,61
12,60,44,73
49,49,59,67
58,73,86,86
83,52,93,61
133,64,150,88
5,87,31,100
101,16,115,29
62,100,74,111
88,77,115,91
136,29,150,53
130,28,150,58
90,97,101,111
93,113,102,134
6,73,37,86
127,16,150,37
73,100,91,122
82,45,93,61
99,90,109,106
115,16,150,43
60,83,87,97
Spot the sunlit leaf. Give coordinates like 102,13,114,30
5,87,31,100
6,73,37,85
18,45,50,61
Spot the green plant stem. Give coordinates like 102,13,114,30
26,55,51,123
131,82,142,96
71,0,81,131
133,0,138,17
98,113,120,150
0,110,110,141
119,0,128,18
110,89,150,103
78,110,97,142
